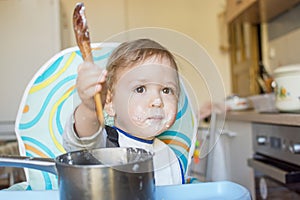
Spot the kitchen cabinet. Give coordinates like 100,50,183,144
226,0,300,24
226,0,258,24
228,22,260,96
226,0,300,96
259,0,300,22
224,120,255,198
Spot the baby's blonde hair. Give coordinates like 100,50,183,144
106,38,178,93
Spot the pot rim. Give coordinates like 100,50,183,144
56,147,154,168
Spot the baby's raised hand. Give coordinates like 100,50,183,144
76,61,107,112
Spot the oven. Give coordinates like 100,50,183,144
248,123,300,200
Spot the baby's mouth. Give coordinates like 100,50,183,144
147,114,164,120
145,115,166,129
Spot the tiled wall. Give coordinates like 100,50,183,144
267,3,300,71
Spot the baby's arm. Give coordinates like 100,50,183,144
74,61,107,137
62,113,107,151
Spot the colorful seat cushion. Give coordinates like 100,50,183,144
15,43,197,190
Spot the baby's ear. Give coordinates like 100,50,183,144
104,90,115,117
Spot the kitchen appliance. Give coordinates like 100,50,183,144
0,147,155,200
273,65,300,112
248,123,300,199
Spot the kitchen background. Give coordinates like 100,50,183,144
1,0,300,198
0,0,230,122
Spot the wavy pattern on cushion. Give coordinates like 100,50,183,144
15,44,116,190
14,43,197,190
157,85,197,174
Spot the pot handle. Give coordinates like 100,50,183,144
0,155,57,175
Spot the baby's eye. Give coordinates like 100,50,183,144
135,86,146,93
162,87,173,94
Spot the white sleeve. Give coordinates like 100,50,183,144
62,114,107,152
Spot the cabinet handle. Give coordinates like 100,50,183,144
248,158,292,184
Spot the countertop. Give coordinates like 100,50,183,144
225,110,300,126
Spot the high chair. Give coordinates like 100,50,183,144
12,43,198,190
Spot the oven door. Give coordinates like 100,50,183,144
248,154,300,199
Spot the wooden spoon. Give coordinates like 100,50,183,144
73,2,104,127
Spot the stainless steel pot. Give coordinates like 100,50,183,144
0,147,155,200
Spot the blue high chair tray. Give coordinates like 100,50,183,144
156,181,251,200
0,181,251,199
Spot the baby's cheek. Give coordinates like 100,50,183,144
130,106,146,124
165,111,177,128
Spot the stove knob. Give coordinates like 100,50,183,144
289,143,300,154
257,136,267,145
282,140,287,151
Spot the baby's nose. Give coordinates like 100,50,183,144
151,97,163,107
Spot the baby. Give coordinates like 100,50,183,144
63,38,183,185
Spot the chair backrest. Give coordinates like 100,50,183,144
15,43,198,190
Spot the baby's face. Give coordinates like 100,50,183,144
110,57,179,139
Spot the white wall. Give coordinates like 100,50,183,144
60,0,231,108
0,0,61,121
60,0,127,48
0,0,230,121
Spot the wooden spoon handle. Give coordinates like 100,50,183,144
73,3,104,127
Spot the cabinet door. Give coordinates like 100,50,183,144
225,121,255,198
226,0,258,23
229,22,260,96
